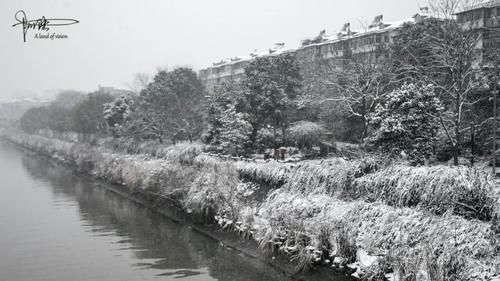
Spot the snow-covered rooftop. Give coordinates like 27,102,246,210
207,43,295,68
456,0,500,14
297,14,419,50
202,10,429,71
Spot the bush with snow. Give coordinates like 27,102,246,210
288,121,326,150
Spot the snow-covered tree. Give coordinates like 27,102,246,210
205,81,246,146
244,53,302,146
391,0,491,165
370,83,443,165
218,105,253,156
326,57,396,144
137,68,205,144
255,127,275,152
103,95,134,137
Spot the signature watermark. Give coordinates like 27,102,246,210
12,10,79,42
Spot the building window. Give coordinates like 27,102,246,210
473,11,481,20
467,12,473,21
321,46,328,56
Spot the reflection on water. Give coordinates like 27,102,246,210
0,142,290,281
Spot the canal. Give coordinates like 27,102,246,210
0,142,294,281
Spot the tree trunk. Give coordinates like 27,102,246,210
360,96,367,143
470,124,475,167
362,119,368,144
493,89,498,175
453,93,461,166
273,126,277,150
250,124,259,146
453,144,459,166
281,124,286,146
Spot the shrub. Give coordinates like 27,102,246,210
255,127,274,152
289,121,326,150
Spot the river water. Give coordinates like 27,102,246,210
0,142,299,281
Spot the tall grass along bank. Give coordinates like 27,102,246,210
3,130,499,281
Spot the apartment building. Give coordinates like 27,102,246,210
198,45,293,91
199,8,432,94
455,0,500,58
199,4,498,94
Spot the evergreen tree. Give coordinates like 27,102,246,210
205,81,246,146
103,95,135,137
72,91,114,135
138,68,205,144
218,105,253,156
370,83,443,165
243,53,302,147
20,107,50,133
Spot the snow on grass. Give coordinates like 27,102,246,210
353,165,496,220
235,160,291,186
4,130,500,280
256,188,498,279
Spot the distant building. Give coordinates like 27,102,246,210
455,0,500,62
200,3,500,95
199,8,432,94
198,44,293,91
97,86,134,97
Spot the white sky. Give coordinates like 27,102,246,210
0,0,424,100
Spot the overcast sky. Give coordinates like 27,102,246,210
0,0,425,101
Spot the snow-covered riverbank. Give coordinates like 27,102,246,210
3,130,499,281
